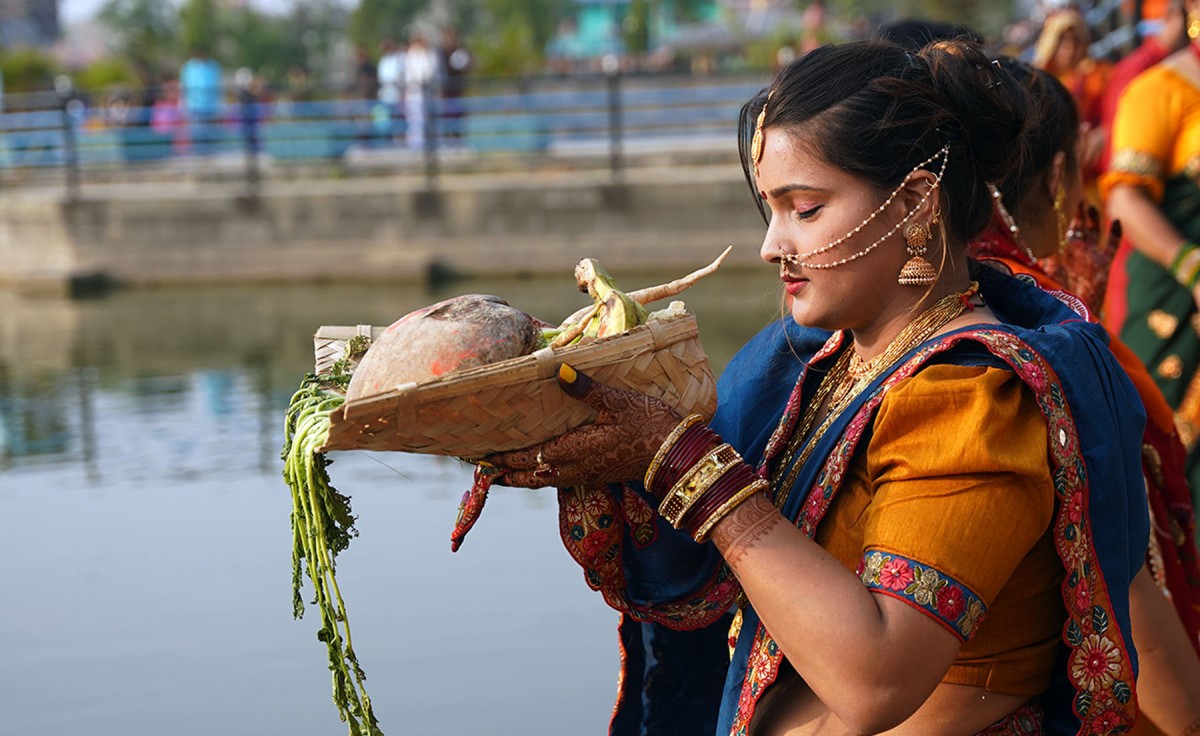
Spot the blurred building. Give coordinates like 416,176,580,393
0,0,60,48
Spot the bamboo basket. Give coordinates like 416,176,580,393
313,314,717,459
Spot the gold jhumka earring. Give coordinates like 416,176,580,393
1189,12,1200,40
1053,183,1068,253
898,218,938,286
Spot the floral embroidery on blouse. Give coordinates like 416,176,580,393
858,549,987,641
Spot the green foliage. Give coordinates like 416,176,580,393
470,16,542,77
0,48,59,93
98,0,178,75
74,57,138,94
666,0,713,23
624,0,652,57
467,0,569,77
347,0,428,55
227,8,309,83
179,0,222,57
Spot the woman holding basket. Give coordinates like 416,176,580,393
490,39,1149,735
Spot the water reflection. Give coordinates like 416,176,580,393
0,268,781,736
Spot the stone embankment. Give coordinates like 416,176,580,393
0,160,770,295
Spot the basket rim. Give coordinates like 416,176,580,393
339,313,700,419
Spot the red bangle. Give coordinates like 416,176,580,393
679,461,759,536
649,424,721,497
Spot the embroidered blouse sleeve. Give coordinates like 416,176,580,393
1099,68,1180,203
857,364,1053,642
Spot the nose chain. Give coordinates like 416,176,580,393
779,145,949,273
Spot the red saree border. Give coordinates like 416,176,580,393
557,483,739,630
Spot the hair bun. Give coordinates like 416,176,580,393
919,39,1031,188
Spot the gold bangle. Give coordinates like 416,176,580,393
644,413,706,491
692,478,770,543
1177,248,1200,289
658,443,741,527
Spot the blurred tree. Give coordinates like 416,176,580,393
228,7,309,84
468,0,568,76
97,0,178,77
667,0,710,22
624,0,652,57
75,57,138,94
0,48,58,93
349,0,427,55
179,0,222,57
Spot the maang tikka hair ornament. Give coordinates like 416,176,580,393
781,145,950,275
751,90,773,176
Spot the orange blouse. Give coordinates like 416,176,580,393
815,363,1063,696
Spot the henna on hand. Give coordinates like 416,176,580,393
710,492,782,568
485,365,682,489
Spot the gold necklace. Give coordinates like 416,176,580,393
770,283,979,508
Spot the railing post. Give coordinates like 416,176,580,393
603,55,623,180
55,75,80,202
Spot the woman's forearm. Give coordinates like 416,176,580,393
710,493,959,734
1106,185,1191,269
1127,566,1200,735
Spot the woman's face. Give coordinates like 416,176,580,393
757,128,915,333
1053,30,1083,72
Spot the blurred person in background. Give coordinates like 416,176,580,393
353,46,378,102
1100,0,1190,173
440,27,471,145
404,32,439,152
1033,7,1111,181
376,37,405,143
1103,0,1200,518
179,46,224,156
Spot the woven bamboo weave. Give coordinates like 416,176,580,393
314,314,717,458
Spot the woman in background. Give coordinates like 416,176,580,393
972,58,1200,736
1104,0,1200,517
1033,8,1111,180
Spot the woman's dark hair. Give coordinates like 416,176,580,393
876,18,983,50
738,39,1032,245
992,56,1079,215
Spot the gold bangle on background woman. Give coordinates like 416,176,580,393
1171,242,1200,290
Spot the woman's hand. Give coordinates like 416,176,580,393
485,365,683,489
1041,204,1119,313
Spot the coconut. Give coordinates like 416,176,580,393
345,294,544,401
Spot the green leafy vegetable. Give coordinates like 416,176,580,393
282,372,382,736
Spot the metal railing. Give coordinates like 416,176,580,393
0,72,767,198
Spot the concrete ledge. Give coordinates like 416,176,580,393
0,164,768,290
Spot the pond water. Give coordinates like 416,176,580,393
0,267,782,736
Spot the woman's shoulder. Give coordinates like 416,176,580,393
1130,50,1200,100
